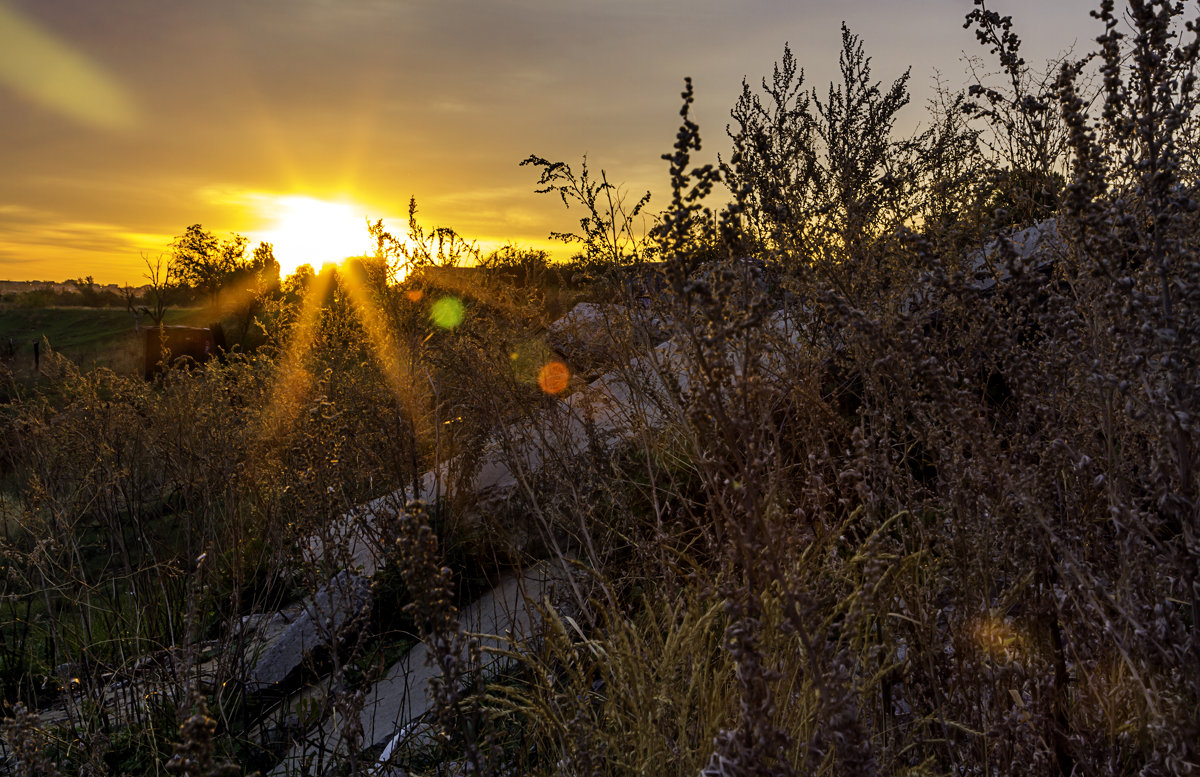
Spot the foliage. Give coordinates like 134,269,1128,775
724,42,817,254
4,3,1200,775
653,77,721,268
169,224,278,314
481,244,554,290
962,0,1083,228
724,26,920,299
367,197,481,283
521,153,653,271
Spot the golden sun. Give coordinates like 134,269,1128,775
258,196,373,278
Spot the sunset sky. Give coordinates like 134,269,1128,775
1,0,1095,285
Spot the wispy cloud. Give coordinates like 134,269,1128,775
0,203,170,281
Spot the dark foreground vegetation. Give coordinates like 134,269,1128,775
2,1,1199,774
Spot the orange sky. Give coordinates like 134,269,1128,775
0,0,1095,285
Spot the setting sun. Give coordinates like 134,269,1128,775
257,196,373,278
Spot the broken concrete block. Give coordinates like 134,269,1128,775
247,570,372,692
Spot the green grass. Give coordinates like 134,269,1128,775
0,306,204,376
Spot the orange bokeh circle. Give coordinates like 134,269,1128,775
537,361,570,394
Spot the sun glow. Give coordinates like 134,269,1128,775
257,196,373,278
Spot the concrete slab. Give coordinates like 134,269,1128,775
247,571,372,692
269,561,562,776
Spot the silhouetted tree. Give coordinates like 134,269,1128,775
170,224,254,311
141,253,177,326
230,240,281,344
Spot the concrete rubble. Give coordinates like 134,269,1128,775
546,300,666,376
306,300,811,578
309,308,692,577
968,218,1063,290
268,560,565,776
234,301,679,772
245,570,373,692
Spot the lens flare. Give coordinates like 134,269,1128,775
0,3,138,130
971,615,1024,663
538,361,570,394
430,297,464,329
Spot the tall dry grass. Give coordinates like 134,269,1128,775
2,1,1199,775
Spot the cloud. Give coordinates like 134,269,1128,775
0,0,1101,284
0,202,170,282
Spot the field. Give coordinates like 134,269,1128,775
0,307,204,379
1,5,1199,776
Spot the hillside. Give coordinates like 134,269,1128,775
0,306,203,377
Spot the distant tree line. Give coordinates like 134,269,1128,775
1,226,282,318
1,277,145,309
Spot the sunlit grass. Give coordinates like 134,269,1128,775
338,261,408,398
260,265,334,436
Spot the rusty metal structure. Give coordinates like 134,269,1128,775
142,323,226,379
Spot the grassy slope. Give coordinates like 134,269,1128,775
0,307,203,376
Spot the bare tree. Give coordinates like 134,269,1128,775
141,253,175,326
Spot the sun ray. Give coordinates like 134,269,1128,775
337,262,407,398
337,262,435,499
0,3,138,130
259,266,335,436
